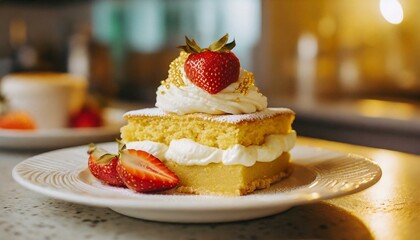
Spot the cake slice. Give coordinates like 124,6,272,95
121,107,295,196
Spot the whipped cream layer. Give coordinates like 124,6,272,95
126,131,296,167
156,68,267,115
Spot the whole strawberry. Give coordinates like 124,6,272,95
87,143,125,187
70,104,103,128
179,34,240,94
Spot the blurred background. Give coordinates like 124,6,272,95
0,0,419,154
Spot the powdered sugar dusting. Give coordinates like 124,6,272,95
124,107,294,124
124,108,168,118
205,108,294,123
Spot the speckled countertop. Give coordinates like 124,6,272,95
1,137,419,240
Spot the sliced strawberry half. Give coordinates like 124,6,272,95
87,143,125,187
116,148,179,193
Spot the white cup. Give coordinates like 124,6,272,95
1,72,87,129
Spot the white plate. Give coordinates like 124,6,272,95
0,108,126,150
12,143,381,223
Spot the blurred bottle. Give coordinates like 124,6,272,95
67,23,117,101
68,25,90,80
9,18,38,72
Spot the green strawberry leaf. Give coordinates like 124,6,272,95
87,143,117,165
186,36,202,53
208,34,229,52
224,39,236,51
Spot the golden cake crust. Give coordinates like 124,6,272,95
121,107,295,149
176,170,291,196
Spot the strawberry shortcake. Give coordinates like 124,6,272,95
119,34,296,196
88,34,296,196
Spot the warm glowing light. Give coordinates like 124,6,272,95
380,0,404,24
297,33,318,60
318,16,336,38
296,33,318,104
364,150,401,239
357,99,416,120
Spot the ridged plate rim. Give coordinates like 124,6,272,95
12,143,381,212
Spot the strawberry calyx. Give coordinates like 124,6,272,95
177,33,236,54
87,143,117,165
87,143,125,187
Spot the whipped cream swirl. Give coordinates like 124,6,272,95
126,131,296,167
156,68,267,115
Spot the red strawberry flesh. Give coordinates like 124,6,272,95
185,51,240,94
117,149,179,193
87,144,125,187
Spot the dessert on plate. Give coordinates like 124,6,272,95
119,34,296,196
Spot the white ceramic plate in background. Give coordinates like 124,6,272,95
12,143,382,223
0,108,126,150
